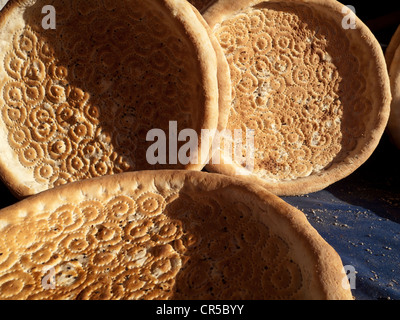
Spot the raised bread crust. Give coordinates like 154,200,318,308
0,170,353,299
0,0,220,198
387,42,400,149
188,3,231,166
190,4,231,132
162,0,220,135
385,25,400,69
204,0,391,196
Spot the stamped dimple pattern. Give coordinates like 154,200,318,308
0,0,200,192
214,3,369,181
0,183,304,300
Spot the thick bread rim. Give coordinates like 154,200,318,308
0,0,220,198
190,4,231,131
0,170,353,299
161,0,220,160
0,0,31,198
387,43,400,149
204,0,392,196
385,24,400,68
189,3,232,165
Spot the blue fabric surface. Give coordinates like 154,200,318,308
283,134,400,300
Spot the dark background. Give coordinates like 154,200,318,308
0,0,399,300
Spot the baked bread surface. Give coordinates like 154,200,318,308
0,0,219,197
0,170,353,299
204,0,391,195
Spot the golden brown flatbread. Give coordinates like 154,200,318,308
0,170,353,299
203,0,391,196
386,27,400,149
0,0,220,198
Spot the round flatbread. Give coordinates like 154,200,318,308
386,30,400,149
0,0,219,198
203,0,391,196
0,170,353,299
